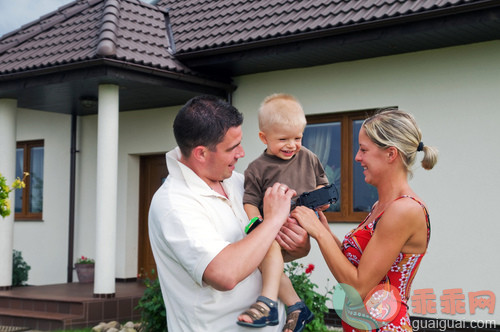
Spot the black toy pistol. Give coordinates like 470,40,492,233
245,184,338,234
290,183,338,211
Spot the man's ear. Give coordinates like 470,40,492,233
387,146,399,163
191,146,208,162
258,131,268,145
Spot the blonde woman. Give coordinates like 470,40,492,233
291,109,438,331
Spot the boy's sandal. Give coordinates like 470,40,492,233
283,301,314,332
237,295,279,328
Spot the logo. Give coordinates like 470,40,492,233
332,283,401,329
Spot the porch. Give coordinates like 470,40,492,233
0,281,145,331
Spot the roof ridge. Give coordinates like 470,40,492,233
96,0,121,56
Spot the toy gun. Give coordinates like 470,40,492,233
245,183,338,234
290,183,338,211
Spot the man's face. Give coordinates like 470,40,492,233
203,126,245,183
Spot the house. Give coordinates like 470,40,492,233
1,0,499,326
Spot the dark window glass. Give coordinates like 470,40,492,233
304,111,378,222
15,140,44,220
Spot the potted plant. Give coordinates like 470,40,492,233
74,255,95,283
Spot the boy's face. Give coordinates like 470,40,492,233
259,124,303,160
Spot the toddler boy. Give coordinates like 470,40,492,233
237,93,329,332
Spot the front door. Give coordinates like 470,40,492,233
138,154,168,279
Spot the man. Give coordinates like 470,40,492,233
149,95,310,331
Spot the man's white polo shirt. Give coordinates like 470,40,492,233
149,147,285,331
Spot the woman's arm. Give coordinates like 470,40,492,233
291,199,425,298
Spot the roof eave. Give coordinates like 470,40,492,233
0,58,234,92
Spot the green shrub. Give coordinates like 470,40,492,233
12,249,30,286
136,270,167,332
284,261,333,332
135,264,333,332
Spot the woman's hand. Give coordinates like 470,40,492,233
317,210,331,231
290,206,325,239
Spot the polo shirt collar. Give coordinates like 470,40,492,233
166,147,229,198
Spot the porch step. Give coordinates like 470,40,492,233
0,307,82,331
0,326,30,332
0,283,145,331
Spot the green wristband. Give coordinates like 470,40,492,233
245,216,263,234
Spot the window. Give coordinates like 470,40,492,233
15,140,44,220
303,111,378,222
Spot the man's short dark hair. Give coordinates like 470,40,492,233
173,95,244,157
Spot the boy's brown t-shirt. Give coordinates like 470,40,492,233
243,147,328,215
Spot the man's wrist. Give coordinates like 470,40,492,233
245,216,263,234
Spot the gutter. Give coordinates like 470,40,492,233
67,112,78,282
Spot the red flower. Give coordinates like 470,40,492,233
305,264,315,274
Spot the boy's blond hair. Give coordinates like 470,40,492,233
258,93,307,132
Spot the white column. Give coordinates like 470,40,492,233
0,99,17,288
94,84,119,296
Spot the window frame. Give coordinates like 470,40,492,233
305,110,376,223
15,139,44,221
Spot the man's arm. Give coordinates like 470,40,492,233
245,200,310,260
203,183,295,291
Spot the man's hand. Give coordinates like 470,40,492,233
262,183,296,229
276,217,310,261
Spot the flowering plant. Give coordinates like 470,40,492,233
0,172,29,218
75,256,95,264
284,261,333,332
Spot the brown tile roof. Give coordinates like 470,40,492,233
0,0,194,75
156,0,496,54
1,0,499,80
1,0,498,113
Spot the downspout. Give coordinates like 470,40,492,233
67,112,78,282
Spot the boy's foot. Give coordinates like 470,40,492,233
237,295,279,328
283,301,314,332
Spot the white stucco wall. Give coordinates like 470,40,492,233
12,40,500,324
14,108,71,285
75,106,179,281
114,106,178,278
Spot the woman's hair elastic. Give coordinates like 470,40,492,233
417,141,424,152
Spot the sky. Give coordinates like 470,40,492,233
0,0,73,37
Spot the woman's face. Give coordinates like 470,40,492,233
355,127,387,186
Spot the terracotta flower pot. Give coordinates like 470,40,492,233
75,263,95,283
